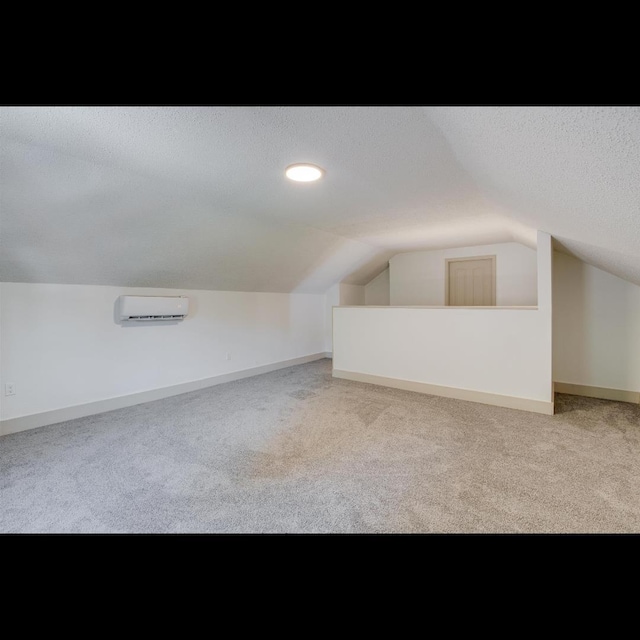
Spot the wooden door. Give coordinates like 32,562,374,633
446,256,496,306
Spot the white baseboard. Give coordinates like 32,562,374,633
554,382,639,404
324,351,333,358
1,353,330,436
332,369,555,415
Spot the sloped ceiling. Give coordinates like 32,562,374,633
1,106,638,292
427,106,640,285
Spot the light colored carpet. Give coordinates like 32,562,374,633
1,358,639,533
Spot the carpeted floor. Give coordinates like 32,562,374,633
1,358,639,534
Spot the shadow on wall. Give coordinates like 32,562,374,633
553,251,638,390
553,254,587,382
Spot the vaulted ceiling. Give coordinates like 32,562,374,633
1,106,638,292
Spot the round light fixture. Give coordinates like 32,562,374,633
285,163,325,182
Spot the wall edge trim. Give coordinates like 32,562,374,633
554,382,639,404
332,369,555,415
1,353,329,436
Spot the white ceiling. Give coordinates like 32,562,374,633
1,106,638,292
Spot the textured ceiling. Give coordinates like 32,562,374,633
1,106,638,292
427,106,640,284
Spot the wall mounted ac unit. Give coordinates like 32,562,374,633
118,296,189,322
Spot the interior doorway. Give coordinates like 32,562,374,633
446,256,496,306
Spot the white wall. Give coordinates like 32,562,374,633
0,283,325,421
333,233,553,407
324,283,366,354
553,252,640,392
333,307,551,402
365,268,390,305
339,284,365,306
324,283,341,353
0,286,3,423
390,242,537,306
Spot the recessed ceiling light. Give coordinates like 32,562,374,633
285,163,325,182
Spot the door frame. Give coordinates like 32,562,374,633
445,255,497,306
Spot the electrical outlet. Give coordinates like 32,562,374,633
225,352,231,361
5,383,15,396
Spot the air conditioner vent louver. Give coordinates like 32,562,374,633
128,315,183,320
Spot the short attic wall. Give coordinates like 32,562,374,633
332,233,554,414
553,251,640,397
0,284,326,432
